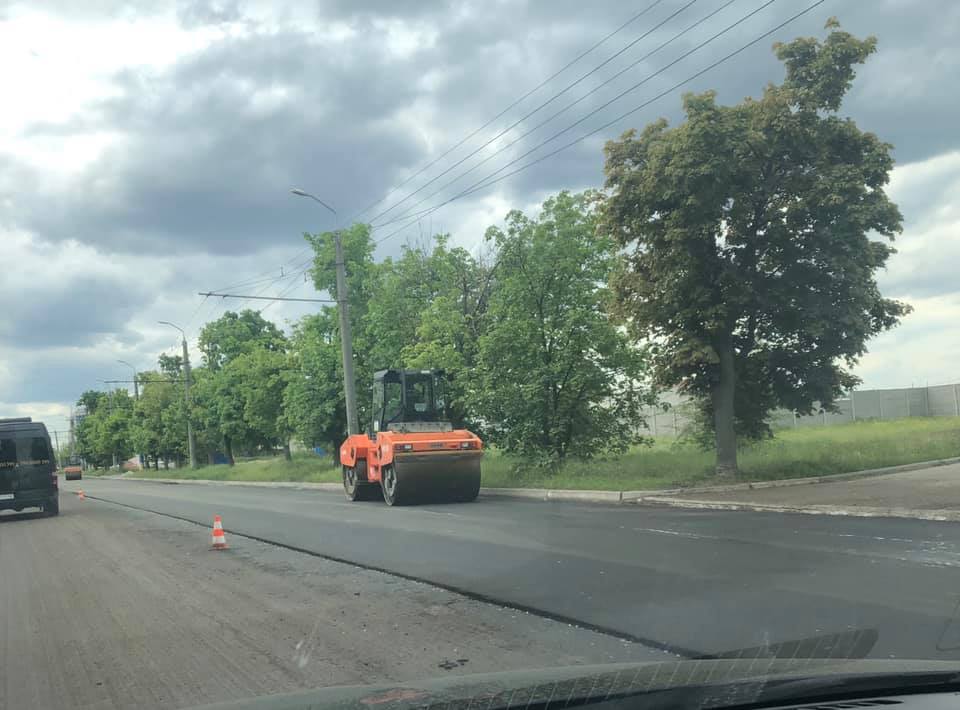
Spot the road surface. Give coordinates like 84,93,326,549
67,479,960,661
0,493,664,710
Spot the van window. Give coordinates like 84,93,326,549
0,436,52,469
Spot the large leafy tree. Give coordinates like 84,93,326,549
475,191,653,464
602,21,910,474
198,310,285,371
197,309,289,462
131,371,183,468
283,312,345,459
229,347,293,459
76,389,135,467
367,236,495,427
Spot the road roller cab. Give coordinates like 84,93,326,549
340,369,482,505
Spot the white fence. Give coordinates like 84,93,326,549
644,383,960,437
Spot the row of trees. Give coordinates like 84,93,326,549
75,23,908,474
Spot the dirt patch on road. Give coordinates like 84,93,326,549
0,496,664,710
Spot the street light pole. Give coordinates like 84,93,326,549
291,188,359,436
159,321,198,468
117,360,139,401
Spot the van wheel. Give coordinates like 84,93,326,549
46,497,60,516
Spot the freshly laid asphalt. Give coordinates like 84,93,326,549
69,478,960,661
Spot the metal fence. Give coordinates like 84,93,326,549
643,382,960,438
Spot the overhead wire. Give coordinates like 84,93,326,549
189,3,694,318
342,0,666,226
363,0,689,227
373,0,826,246
372,0,738,230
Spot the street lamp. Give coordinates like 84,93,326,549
290,187,358,436
159,320,197,468
117,360,139,401
290,188,337,215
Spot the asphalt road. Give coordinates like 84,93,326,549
0,494,664,710
67,478,960,662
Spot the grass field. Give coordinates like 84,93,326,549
117,417,960,491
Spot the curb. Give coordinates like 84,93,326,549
108,477,625,503
482,487,624,503
620,456,960,501
637,496,960,523
99,454,960,511
112,476,342,492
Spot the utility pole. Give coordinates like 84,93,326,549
291,189,359,436
118,359,142,469
159,321,198,468
333,230,359,435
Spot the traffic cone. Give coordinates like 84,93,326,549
77,490,86,500
211,515,228,550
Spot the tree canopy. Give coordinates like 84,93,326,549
601,20,910,474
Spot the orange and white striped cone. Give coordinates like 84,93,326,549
77,490,86,500
211,515,228,550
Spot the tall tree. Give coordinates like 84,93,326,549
475,191,653,465
367,236,495,427
602,20,910,474
283,312,345,459
230,347,293,459
198,310,285,371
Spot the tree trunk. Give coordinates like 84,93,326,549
711,336,738,476
283,441,292,462
225,436,236,466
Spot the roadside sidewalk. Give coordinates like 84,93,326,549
639,460,960,522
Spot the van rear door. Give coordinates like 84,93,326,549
0,434,54,494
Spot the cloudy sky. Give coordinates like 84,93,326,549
2,0,958,434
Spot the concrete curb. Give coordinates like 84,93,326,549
482,487,624,503
620,456,960,501
637,496,960,523
107,477,625,503
109,476,342,492
99,454,960,512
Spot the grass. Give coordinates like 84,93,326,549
130,452,339,484
109,417,960,491
481,416,960,490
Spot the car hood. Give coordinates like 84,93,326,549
188,657,960,710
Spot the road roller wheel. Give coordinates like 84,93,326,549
451,469,481,502
343,463,379,502
380,464,406,506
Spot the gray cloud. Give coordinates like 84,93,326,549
0,259,154,349
2,0,959,408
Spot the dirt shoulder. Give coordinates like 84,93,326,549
0,495,665,710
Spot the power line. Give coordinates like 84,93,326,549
372,0,738,230
375,0,823,246
343,1,666,226
102,379,186,384
197,291,335,303
364,0,687,227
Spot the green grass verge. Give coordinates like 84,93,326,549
112,417,960,491
130,453,339,484
480,416,960,490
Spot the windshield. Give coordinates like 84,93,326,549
3,2,958,709
0,436,51,469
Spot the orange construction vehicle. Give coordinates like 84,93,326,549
339,369,482,505
63,454,83,481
